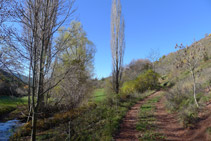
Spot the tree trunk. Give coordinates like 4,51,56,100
116,69,119,94
28,61,32,112
31,107,37,141
191,70,199,107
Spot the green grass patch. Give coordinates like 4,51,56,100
200,92,211,103
91,89,106,102
65,91,155,140
0,96,27,107
0,96,27,115
136,95,165,140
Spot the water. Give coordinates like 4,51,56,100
0,119,22,141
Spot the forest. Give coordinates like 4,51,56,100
0,0,211,141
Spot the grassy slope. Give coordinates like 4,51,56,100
156,36,211,129
156,35,211,96
157,36,211,75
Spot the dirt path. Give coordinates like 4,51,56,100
155,97,211,141
154,97,186,140
114,91,161,141
114,91,211,141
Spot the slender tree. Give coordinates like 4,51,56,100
175,41,206,107
110,0,125,94
147,48,160,72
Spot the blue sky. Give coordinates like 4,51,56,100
74,0,211,79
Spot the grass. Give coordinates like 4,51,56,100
206,127,211,134
206,127,211,140
0,96,27,106
199,92,211,104
62,90,156,140
0,96,27,116
136,95,165,140
13,91,156,140
91,89,106,102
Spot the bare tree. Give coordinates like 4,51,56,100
110,0,125,94
175,41,206,107
7,0,76,140
147,48,160,72
0,0,17,69
0,0,13,30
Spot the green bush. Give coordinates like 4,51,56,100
120,70,160,97
120,80,136,96
135,69,160,93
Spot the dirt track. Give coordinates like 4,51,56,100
155,97,211,141
114,91,211,141
114,91,160,141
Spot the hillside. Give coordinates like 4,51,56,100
157,36,211,75
0,70,27,97
156,36,211,85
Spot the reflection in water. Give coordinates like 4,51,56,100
0,119,21,141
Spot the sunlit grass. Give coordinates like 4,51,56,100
0,96,27,107
91,89,106,102
0,96,27,115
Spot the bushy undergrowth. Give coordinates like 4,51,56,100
0,106,16,116
12,91,155,140
179,105,199,128
165,83,204,128
121,69,160,95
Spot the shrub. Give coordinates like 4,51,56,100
166,82,203,111
135,69,160,93
120,69,160,98
165,84,190,111
203,52,209,62
0,106,16,115
120,80,136,96
179,105,199,128
165,82,203,128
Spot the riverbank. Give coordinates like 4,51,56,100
0,96,28,122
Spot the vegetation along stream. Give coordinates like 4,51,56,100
0,119,22,141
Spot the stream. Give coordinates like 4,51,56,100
0,119,22,141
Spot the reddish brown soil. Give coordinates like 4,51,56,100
114,91,160,141
154,97,187,140
115,91,211,141
155,97,211,141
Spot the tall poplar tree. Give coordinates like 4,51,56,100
110,0,125,94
